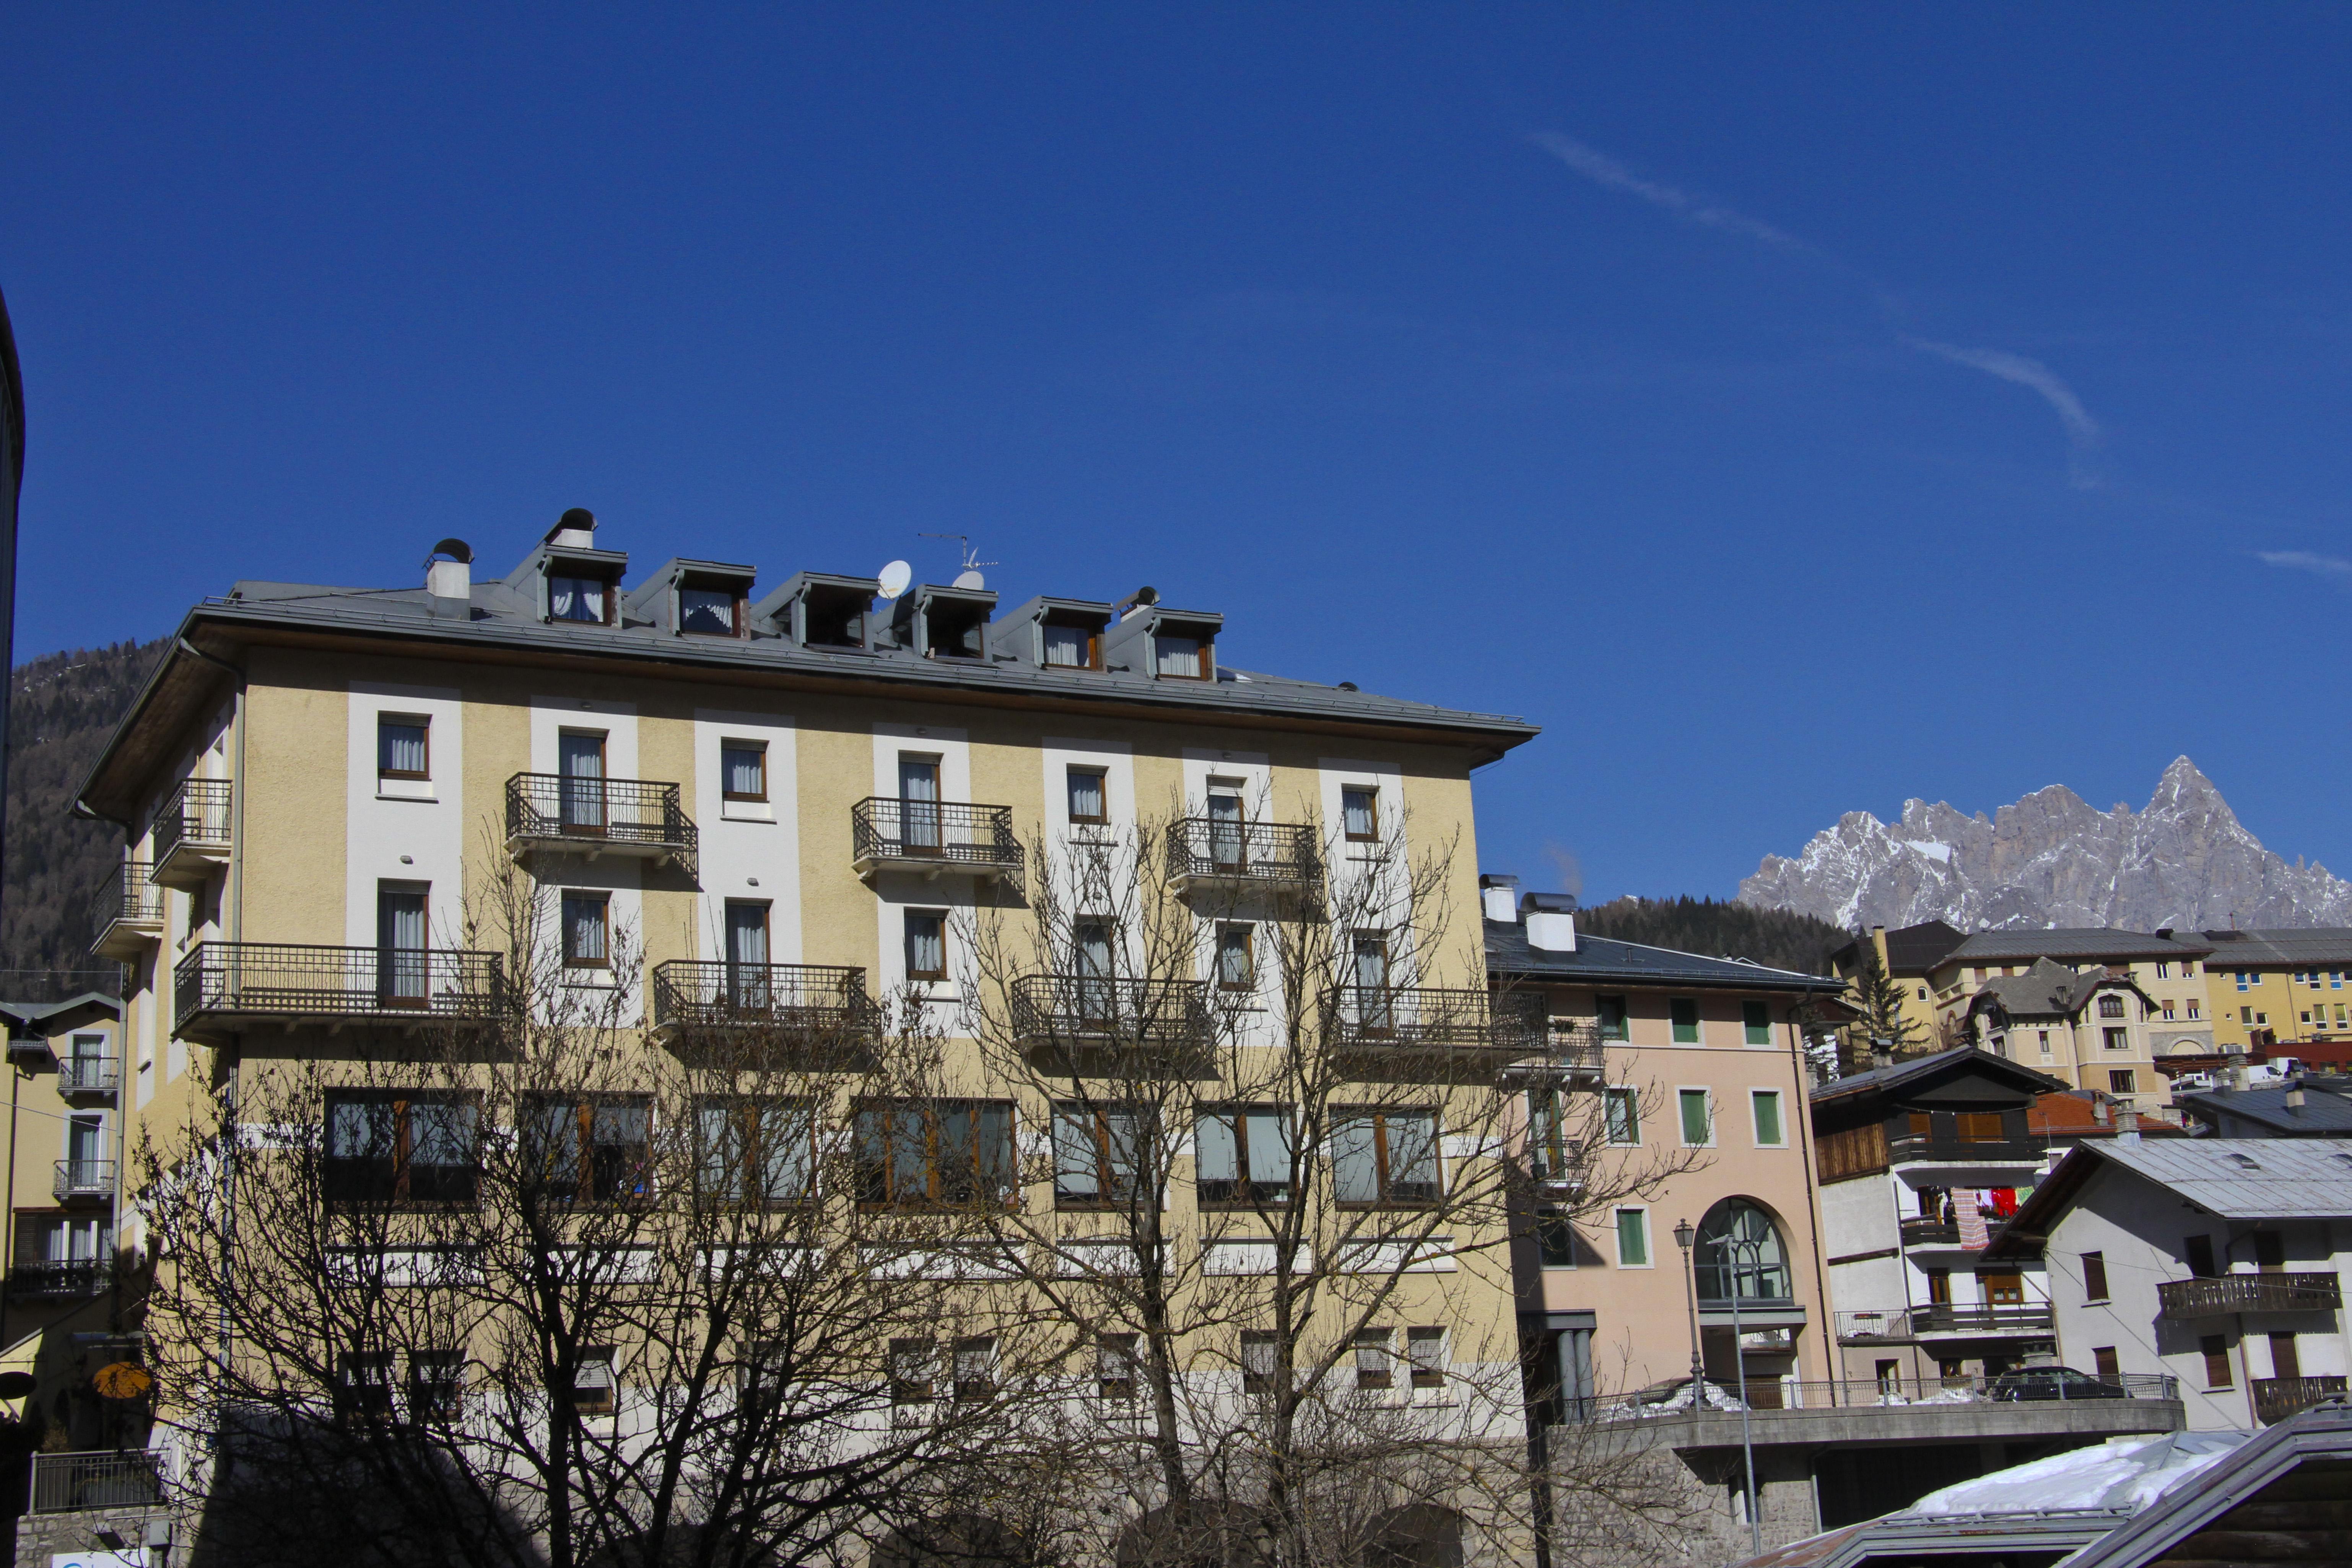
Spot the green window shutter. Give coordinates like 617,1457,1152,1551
1597,996,1628,1042
1605,1088,1640,1146
1670,998,1698,1044
1679,1089,1711,1147
1752,1091,1782,1146
1742,1000,1770,1046
1616,1209,1649,1267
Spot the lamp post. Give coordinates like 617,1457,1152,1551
1717,1229,1765,1559
1673,1219,1701,1397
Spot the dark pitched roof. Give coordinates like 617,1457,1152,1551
2176,1082,2352,1135
2196,928,2352,968
1967,959,2152,1022
1809,1044,2070,1105
2059,1401,2352,1568
1827,919,1967,975
0,993,122,1031
1483,920,1845,994
1944,927,2214,963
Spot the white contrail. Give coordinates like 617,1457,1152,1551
1529,132,1815,255
1902,338,2103,489
2256,550,2352,580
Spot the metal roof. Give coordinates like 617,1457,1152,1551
2176,1081,2352,1135
2059,1400,2352,1568
1828,920,1968,976
2022,1137,2352,1226
2195,927,2352,967
1809,1044,2069,1104
1482,919,1846,994
1945,927,2214,963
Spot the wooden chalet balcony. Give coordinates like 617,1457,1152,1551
6,1260,111,1301
1900,1216,1961,1247
175,941,505,1039
1323,986,1551,1060
506,773,697,870
852,798,1022,881
1164,819,1321,895
151,778,232,889
2156,1272,2342,1319
88,862,165,961
2253,1375,2349,1426
650,961,879,1046
1009,976,1212,1054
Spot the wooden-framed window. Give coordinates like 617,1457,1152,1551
2200,1333,2232,1389
2098,994,2127,1019
1216,924,1255,991
1332,1108,1438,1207
852,1098,1015,1209
953,1337,998,1402
1096,1335,1139,1402
1341,786,1379,843
1066,766,1108,826
2103,1027,2129,1052
890,1339,937,1406
2082,1251,2110,1301
562,891,611,969
324,1091,478,1205
377,715,430,779
1196,1106,1293,1207
1053,1102,1147,1207
721,740,768,802
337,1352,396,1422
1407,1326,1447,1389
2092,1346,2121,1379
2108,1069,2136,1095
1042,620,1101,670
1595,995,1628,1043
1153,631,1210,679
547,572,615,625
1240,1331,1280,1396
1955,1111,2004,1143
904,910,947,982
573,1348,617,1416
524,1096,652,1204
2185,1234,2219,1278
678,581,745,637
694,1097,817,1206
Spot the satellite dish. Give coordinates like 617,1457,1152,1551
953,569,986,591
0,1371,34,1399
877,560,912,599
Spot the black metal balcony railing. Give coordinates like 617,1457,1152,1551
6,1260,111,1301
1580,1371,2176,1421
1324,986,1550,1055
56,1056,119,1095
54,1161,114,1202
31,1449,164,1514
2254,1375,2349,1426
89,861,164,938
176,942,505,1033
506,773,697,866
2156,1272,2343,1319
1165,819,1321,889
1836,1304,2056,1340
151,777,233,868
652,961,879,1035
852,797,1023,875
1010,976,1212,1049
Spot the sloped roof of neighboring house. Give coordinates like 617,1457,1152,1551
2058,1400,2352,1568
2176,1081,2352,1136
1944,927,2214,964
2025,1090,2186,1140
0,993,122,1031
1483,920,1846,995
1967,959,2154,1023
1810,1044,2069,1106
1828,919,1967,976
1989,1139,2352,1259
2196,927,2352,967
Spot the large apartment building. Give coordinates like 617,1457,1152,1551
59,514,1558,1566
2194,929,2352,1062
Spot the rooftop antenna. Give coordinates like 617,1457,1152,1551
918,532,996,591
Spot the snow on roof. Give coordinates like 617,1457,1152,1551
1909,1431,2251,1514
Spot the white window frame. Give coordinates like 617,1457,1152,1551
1613,1206,1653,1269
1675,1087,1714,1149
1749,1088,1786,1148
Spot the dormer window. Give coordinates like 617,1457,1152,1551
679,585,740,636
1155,633,1207,679
1044,622,1098,669
549,574,611,625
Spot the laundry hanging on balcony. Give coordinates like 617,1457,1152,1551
1956,1189,1989,1250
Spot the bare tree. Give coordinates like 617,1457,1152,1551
935,792,1705,1568
132,847,1054,1568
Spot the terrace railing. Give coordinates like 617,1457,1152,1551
6,1260,111,1301
651,961,878,1036
52,1161,114,1202
31,1449,163,1514
1580,1371,2175,1421
2156,1272,2342,1319
1836,1305,2055,1339
176,941,505,1034
506,773,697,867
1010,976,1212,1051
1165,819,1321,891
150,778,233,886
88,862,165,959
55,1056,119,1096
2253,1375,2349,1426
852,798,1022,877
1324,986,1550,1056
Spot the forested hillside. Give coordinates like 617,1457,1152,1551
2,637,168,999
1575,894,1848,976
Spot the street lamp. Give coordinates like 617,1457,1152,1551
1672,1219,1701,1397
1715,1228,1766,1559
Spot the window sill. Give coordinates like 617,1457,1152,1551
376,780,438,802
563,973,624,991
721,800,775,823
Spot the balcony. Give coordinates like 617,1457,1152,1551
651,961,879,1052
506,773,697,871
175,941,505,1040
56,1056,119,1098
1009,976,1212,1057
31,1449,163,1514
1899,1216,1960,1247
2155,1271,2343,1319
1165,819,1321,896
1323,986,1551,1061
1886,1135,2046,1169
88,862,165,961
53,1161,113,1203
852,798,1021,882
150,778,232,890
1834,1305,2054,1342
7,1260,112,1301
1587,1370,2176,1423
2253,1374,2349,1426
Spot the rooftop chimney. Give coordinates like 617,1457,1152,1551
1118,585,1159,620
1870,1038,1893,1072
1526,911,1576,953
2116,1106,2141,1144
425,538,472,618
2286,1080,2308,1111
1479,874,1520,924
547,507,598,549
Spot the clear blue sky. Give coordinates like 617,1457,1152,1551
7,8,2350,904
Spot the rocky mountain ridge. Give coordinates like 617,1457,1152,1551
1739,757,2352,933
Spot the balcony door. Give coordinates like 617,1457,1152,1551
1980,1271,2025,1311
66,1115,103,1186
559,731,608,834
1352,932,1393,1033
899,756,941,853
725,901,771,1012
377,882,430,1006
1207,784,1246,870
1075,920,1116,1023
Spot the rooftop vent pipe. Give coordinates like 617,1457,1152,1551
547,507,598,549
1119,585,1159,620
2285,1080,2307,1111
1526,911,1576,953
425,539,472,618
1479,874,1520,924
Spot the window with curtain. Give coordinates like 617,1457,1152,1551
695,1098,815,1205
1196,1106,1293,1207
377,883,429,1003
324,1091,478,1204
526,1096,651,1204
852,1099,1014,1209
1154,634,1204,678
377,716,429,779
1333,1109,1438,1205
562,892,610,968
1043,623,1094,668
548,574,608,624
1053,1103,1147,1205
722,742,766,801
1066,767,1106,825
1341,786,1379,841
679,586,737,635
1216,925,1254,990
904,911,947,982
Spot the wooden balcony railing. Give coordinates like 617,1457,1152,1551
1165,819,1321,891
2156,1272,2342,1319
651,961,878,1037
1900,1216,1960,1246
852,798,1022,878
2253,1375,2349,1426
151,778,232,888
506,773,697,869
1324,986,1550,1056
1009,976,1212,1051
176,941,505,1035
1836,1304,2056,1340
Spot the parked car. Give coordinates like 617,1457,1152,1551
1988,1365,2127,1402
